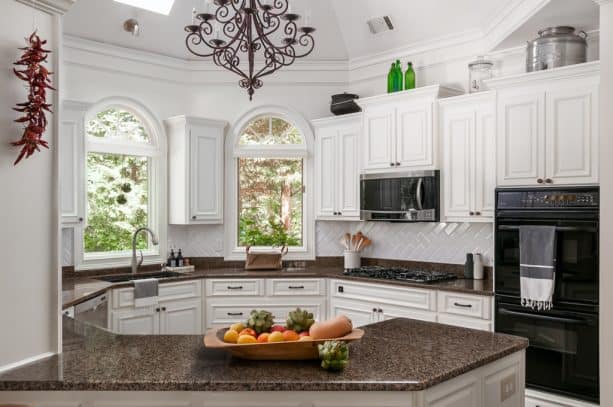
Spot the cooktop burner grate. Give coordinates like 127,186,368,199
343,266,458,283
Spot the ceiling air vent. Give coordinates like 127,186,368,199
367,16,394,34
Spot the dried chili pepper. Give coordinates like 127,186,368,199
10,31,54,165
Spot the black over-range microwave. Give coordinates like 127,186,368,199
360,170,440,222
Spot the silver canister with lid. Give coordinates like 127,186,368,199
468,56,493,93
526,26,587,72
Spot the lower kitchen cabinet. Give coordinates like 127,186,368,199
110,306,159,335
109,280,203,335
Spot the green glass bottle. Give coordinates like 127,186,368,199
387,63,395,93
394,60,403,92
405,62,416,90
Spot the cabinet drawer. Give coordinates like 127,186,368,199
330,279,436,312
437,291,491,320
206,300,325,329
266,278,324,296
112,280,201,309
205,279,264,297
437,314,492,332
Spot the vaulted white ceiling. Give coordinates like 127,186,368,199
63,0,600,62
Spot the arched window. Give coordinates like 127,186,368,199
226,107,314,260
76,99,166,269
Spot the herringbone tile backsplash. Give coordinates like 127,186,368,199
64,222,493,267
316,221,494,266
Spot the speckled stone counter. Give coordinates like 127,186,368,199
0,317,526,392
63,266,493,310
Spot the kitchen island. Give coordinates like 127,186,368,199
0,317,527,406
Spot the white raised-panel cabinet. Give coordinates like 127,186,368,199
497,91,545,186
159,297,203,335
313,114,361,220
487,61,600,187
440,93,495,222
60,101,90,225
165,116,227,224
329,297,380,327
545,83,599,185
111,307,159,335
357,85,462,173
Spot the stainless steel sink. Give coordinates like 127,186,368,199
97,271,182,283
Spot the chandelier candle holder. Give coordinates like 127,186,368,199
185,0,316,100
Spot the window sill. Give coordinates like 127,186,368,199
76,251,163,272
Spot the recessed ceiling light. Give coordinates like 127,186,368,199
114,0,175,15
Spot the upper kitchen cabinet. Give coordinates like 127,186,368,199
312,114,361,220
440,92,496,222
60,101,91,226
356,85,462,173
165,116,228,225
487,62,600,187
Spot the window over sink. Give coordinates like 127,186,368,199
226,107,314,261
74,98,166,270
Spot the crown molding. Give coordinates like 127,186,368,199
348,29,483,72
63,35,350,86
15,0,76,15
592,0,613,5
485,61,600,89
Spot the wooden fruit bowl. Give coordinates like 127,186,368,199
203,328,364,360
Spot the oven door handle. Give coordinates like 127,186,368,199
498,308,587,325
497,225,597,233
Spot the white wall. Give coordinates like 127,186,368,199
598,2,613,405
0,1,59,368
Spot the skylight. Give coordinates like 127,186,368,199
114,0,175,15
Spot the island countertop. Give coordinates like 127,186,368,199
0,317,527,392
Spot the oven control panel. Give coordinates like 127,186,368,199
496,188,599,209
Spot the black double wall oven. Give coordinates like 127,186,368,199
494,187,599,403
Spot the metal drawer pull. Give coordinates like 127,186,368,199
227,286,244,290
453,302,473,308
288,285,305,289
227,312,243,316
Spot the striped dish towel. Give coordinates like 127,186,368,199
519,226,557,310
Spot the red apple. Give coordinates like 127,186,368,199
299,331,310,337
270,325,286,333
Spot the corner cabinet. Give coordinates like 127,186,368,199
356,85,462,173
440,93,496,222
312,114,361,220
165,116,227,225
487,62,600,187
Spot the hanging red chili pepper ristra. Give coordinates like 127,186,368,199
11,31,54,165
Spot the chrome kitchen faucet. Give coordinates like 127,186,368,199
131,227,159,274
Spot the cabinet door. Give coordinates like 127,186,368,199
315,127,338,218
111,307,159,335
545,84,599,185
423,375,481,407
160,297,202,335
363,106,395,170
337,126,360,218
396,102,434,168
329,298,378,328
437,314,492,332
497,92,545,186
189,125,223,223
474,106,496,219
442,109,474,220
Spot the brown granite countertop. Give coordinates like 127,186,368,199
0,317,526,392
62,267,493,310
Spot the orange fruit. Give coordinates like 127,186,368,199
223,329,239,343
239,328,257,337
257,333,270,343
268,331,284,342
237,334,258,344
282,330,300,341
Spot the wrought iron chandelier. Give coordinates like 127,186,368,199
184,0,316,100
